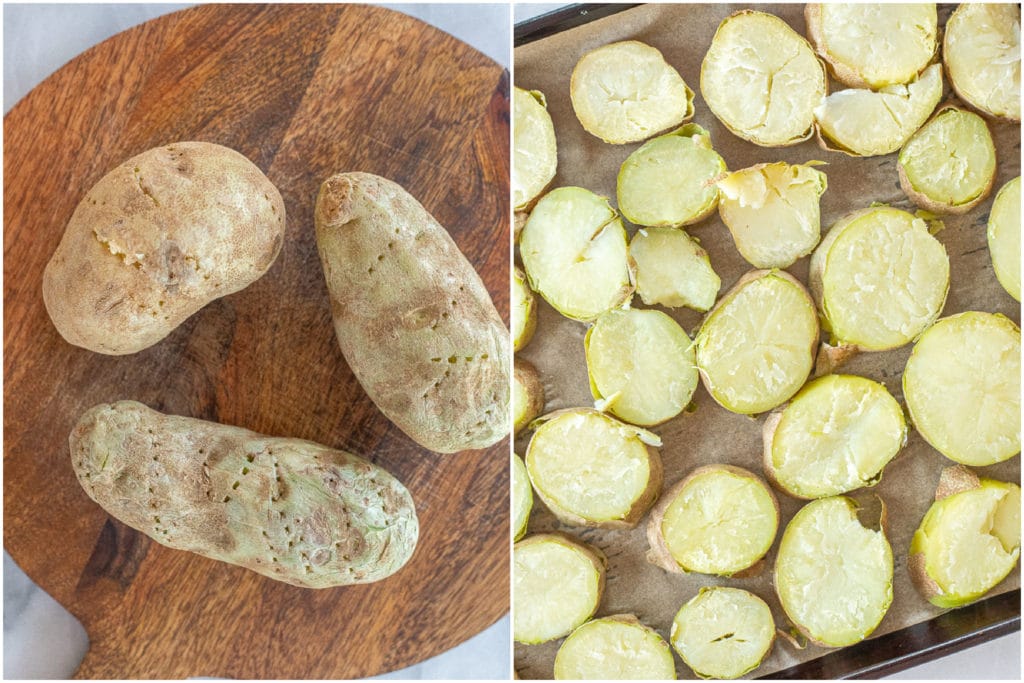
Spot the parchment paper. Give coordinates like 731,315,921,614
514,3,1021,679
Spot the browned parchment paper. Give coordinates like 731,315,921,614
514,3,1021,679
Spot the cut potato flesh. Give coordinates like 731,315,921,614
944,3,1021,121
775,496,893,647
513,87,558,210
512,266,537,351
671,587,774,679
520,187,633,322
513,360,544,435
585,308,699,426
903,312,1021,466
554,615,676,680
700,11,826,147
988,176,1021,302
513,453,533,541
617,124,726,227
571,40,695,145
717,162,826,268
630,228,720,311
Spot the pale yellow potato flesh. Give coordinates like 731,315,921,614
630,228,720,311
671,587,774,679
944,3,1021,121
512,266,537,351
513,87,558,210
988,176,1021,302
513,453,533,541
554,616,676,680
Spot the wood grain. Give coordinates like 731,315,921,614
3,5,509,679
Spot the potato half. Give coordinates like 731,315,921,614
513,87,558,211
988,176,1021,302
717,161,827,268
809,206,949,351
903,311,1021,466
519,187,634,322
764,374,907,499
513,359,545,435
525,408,663,528
775,496,893,647
647,465,779,576
695,270,818,415
554,615,676,680
898,106,997,214
570,40,695,145
513,453,533,542
910,466,1021,608
617,124,726,228
585,308,699,427
630,228,720,311
671,587,775,679
512,266,537,351
944,3,1021,122
701,11,826,147
514,533,606,644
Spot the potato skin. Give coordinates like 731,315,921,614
315,172,509,454
70,401,418,589
43,142,285,355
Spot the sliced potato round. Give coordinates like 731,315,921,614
630,228,720,311
671,587,775,679
944,3,1021,121
525,408,663,528
701,10,826,147
520,187,633,322
514,533,606,644
809,206,949,351
647,465,778,576
514,359,545,435
910,466,1021,608
585,308,698,427
988,176,1021,302
764,374,907,499
717,162,827,268
512,266,537,351
775,496,893,647
513,453,533,541
617,124,726,227
903,312,1021,466
695,270,818,415
513,87,558,211
570,40,695,145
554,615,676,680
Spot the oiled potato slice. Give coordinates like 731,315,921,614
809,206,949,351
513,87,558,211
520,187,633,322
671,587,775,679
898,106,997,214
512,266,537,351
903,312,1021,466
988,176,1021,302
910,466,1021,608
525,408,662,528
617,124,726,227
585,308,698,426
717,162,827,268
630,228,720,311
571,41,695,144
512,453,533,541
775,496,893,647
764,375,907,499
814,63,943,157
944,3,1021,121
513,359,545,435
554,615,676,680
695,270,818,415
647,465,778,576
701,11,826,147
806,3,937,89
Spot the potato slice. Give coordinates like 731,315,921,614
513,453,533,541
910,466,1021,608
944,3,1021,122
988,176,1021,302
903,312,1021,466
513,359,545,435
585,308,699,426
805,3,937,89
695,270,818,415
717,162,827,268
764,374,907,499
512,266,537,351
570,40,695,145
809,206,949,351
525,408,663,528
898,106,997,214
630,228,720,311
514,533,606,644
647,465,778,576
814,63,942,157
671,587,775,679
775,496,893,647
554,615,676,680
513,87,558,211
520,187,634,322
617,124,726,228
700,11,826,147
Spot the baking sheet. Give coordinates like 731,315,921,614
513,3,1021,679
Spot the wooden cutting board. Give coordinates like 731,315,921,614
3,4,509,679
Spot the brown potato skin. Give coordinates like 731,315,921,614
514,359,546,435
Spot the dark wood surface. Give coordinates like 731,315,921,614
4,4,509,679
